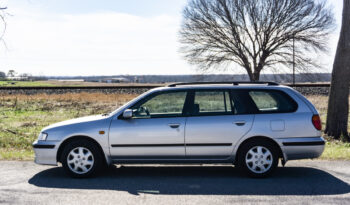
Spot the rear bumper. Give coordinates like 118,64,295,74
276,137,325,161
32,140,59,166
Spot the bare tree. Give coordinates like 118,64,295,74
7,69,16,77
179,0,335,81
325,0,350,141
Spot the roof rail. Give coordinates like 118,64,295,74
167,81,279,87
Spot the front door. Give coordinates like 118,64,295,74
109,91,188,159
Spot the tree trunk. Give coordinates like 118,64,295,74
246,66,254,82
252,70,260,82
325,0,350,140
246,67,261,82
252,73,260,82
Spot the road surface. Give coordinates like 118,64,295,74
0,160,350,204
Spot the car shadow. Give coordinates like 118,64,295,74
28,165,350,195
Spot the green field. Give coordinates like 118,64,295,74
0,93,349,161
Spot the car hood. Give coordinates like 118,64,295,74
42,114,110,131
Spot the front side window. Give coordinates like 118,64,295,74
249,90,298,113
132,91,187,118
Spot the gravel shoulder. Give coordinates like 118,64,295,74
1,160,350,205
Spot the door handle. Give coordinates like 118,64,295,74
234,121,246,126
168,123,180,128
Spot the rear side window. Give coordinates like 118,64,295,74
193,91,231,115
248,90,297,113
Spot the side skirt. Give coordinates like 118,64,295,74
111,156,235,164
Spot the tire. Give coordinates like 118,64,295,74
60,139,104,178
237,139,279,178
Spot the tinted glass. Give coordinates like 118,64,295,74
132,91,187,118
192,91,232,116
249,90,297,113
225,91,232,113
230,90,250,114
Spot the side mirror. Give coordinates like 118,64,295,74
122,109,133,119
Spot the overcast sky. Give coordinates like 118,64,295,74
0,0,344,76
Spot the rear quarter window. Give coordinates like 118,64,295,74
248,90,298,113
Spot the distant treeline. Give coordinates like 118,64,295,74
42,73,331,83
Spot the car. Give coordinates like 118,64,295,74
32,81,324,178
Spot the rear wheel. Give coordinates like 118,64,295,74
61,139,103,178
237,139,279,178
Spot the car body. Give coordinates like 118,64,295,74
33,82,325,177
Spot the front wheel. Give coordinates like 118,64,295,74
61,139,103,178
237,139,279,178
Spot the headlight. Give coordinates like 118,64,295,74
38,132,48,141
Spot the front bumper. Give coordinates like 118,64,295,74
276,137,325,161
32,140,60,165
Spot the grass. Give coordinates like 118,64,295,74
306,95,350,132
0,93,349,161
0,93,137,160
321,139,350,160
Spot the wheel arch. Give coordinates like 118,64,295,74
56,135,108,165
234,136,284,164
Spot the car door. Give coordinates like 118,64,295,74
185,89,254,159
109,90,188,159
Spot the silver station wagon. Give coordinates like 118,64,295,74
33,82,325,178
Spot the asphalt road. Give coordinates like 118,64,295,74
0,160,350,205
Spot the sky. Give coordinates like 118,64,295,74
0,0,344,76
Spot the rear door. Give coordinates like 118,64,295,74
184,89,254,159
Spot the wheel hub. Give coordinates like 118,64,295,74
245,146,273,174
67,147,94,174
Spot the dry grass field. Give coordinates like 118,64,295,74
0,93,137,160
0,92,349,160
307,95,350,133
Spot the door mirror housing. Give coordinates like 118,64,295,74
122,109,133,119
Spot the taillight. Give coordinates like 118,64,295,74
312,115,322,131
